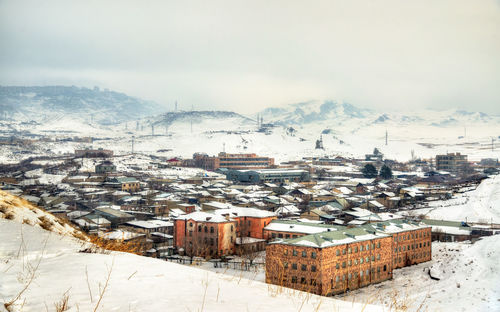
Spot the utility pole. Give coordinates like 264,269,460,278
385,130,388,146
131,136,135,154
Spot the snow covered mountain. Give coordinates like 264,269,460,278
0,86,164,125
260,100,370,125
260,99,500,128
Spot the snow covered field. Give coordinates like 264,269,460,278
413,175,500,224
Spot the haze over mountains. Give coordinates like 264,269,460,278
1,86,499,129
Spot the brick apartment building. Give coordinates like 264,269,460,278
174,207,276,257
192,152,275,171
265,221,431,296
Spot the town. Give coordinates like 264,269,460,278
1,146,498,297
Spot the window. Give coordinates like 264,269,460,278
342,262,346,268
302,251,307,258
366,256,370,262
348,260,352,266
348,273,352,280
285,234,290,239
210,238,214,246
189,231,192,237
231,225,234,232
342,249,346,255
293,250,298,256
360,245,364,251
311,265,317,272
360,270,363,277
336,276,340,282
348,247,352,254
284,262,288,269
377,254,380,260
204,226,208,233
292,263,297,270
360,258,364,264
301,264,307,271
354,259,358,265
311,252,317,259
284,249,288,255
292,276,297,283
371,255,375,261
377,242,381,248
210,227,214,233
383,265,387,272
366,244,370,250
354,246,358,253
272,233,276,239
301,277,307,284
230,237,233,243
198,225,202,232
336,263,340,269
189,222,193,227
310,279,317,286
278,234,283,238
292,235,297,238
336,250,340,256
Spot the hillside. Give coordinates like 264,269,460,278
0,86,164,125
0,191,383,312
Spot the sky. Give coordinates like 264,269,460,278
0,0,499,114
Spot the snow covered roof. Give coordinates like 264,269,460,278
175,211,231,223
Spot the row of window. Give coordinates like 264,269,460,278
335,254,381,269
284,262,317,272
393,251,430,264
394,231,427,242
335,242,381,256
394,241,428,253
283,249,317,259
284,265,389,287
272,233,299,239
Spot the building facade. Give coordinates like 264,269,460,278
193,152,274,171
265,221,432,296
436,153,468,174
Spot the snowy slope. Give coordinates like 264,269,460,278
0,221,384,312
0,86,164,125
416,175,500,223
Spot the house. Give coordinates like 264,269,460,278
95,161,116,174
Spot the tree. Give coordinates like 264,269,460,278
362,164,377,178
379,165,393,179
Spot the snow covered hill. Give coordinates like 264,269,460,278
415,174,500,224
0,86,164,125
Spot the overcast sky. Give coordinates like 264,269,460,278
1,0,499,114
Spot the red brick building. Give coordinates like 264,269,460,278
266,221,431,296
193,152,275,171
174,207,276,257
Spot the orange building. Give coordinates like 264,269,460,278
174,212,236,257
193,152,274,171
266,221,432,296
174,207,276,258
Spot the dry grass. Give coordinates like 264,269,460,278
79,235,141,255
38,216,53,231
54,292,70,312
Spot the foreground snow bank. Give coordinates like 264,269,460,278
0,219,383,312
